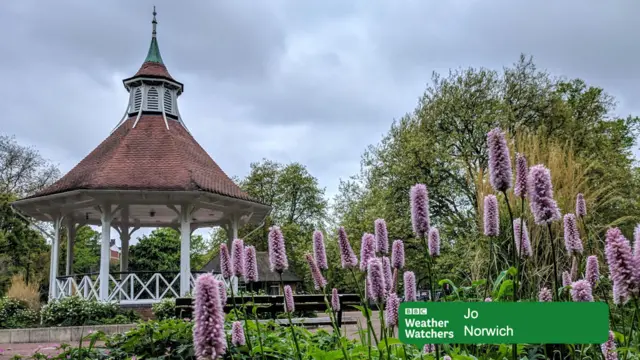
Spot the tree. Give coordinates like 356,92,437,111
334,55,640,286
129,228,209,272
59,226,101,275
0,135,60,197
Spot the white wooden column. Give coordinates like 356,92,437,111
65,218,76,276
226,215,239,247
99,204,113,301
49,216,63,300
180,204,193,296
120,206,130,274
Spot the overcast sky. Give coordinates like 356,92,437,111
2,1,640,236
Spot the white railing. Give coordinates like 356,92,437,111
55,272,227,304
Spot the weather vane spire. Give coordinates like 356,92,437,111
152,6,157,38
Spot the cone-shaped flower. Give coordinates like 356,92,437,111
305,253,327,290
634,225,640,287
312,230,328,270
367,258,386,302
444,356,452,360
570,257,578,281
243,246,258,283
576,193,587,217
382,256,392,293
410,184,430,238
487,128,513,192
374,219,389,254
331,288,340,311
231,321,246,346
423,344,435,354
391,240,405,269
483,195,499,237
528,165,562,224
514,153,528,198
586,255,600,289
219,244,232,279
268,226,288,273
538,287,552,302
231,239,244,277
513,218,532,257
601,330,618,360
385,293,400,327
365,276,372,300
428,227,441,257
218,280,227,306
570,280,594,302
404,271,417,301
284,285,295,313
484,297,492,302
338,227,358,269
360,233,376,271
564,214,583,255
605,227,634,305
193,274,227,359
562,271,572,288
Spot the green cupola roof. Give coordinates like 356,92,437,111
144,7,163,64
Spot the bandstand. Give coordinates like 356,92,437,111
11,10,271,305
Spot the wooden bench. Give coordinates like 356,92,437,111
176,294,361,327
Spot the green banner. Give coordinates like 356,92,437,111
399,302,609,344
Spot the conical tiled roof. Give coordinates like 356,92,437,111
29,115,256,202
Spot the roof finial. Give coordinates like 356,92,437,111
152,6,157,38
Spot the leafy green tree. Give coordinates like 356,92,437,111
129,228,209,272
59,226,101,275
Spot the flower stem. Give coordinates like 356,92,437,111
484,237,493,300
502,191,518,360
349,268,378,360
279,273,302,360
250,292,266,360
547,223,560,302
322,287,350,360
238,287,253,352
378,300,390,360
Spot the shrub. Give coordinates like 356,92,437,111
6,274,41,311
152,298,176,320
106,318,195,359
40,296,138,326
0,296,39,328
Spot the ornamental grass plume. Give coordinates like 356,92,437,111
483,195,499,236
410,184,430,238
601,330,618,360
231,321,246,346
605,227,635,305
562,271,572,288
404,271,417,301
360,233,376,271
570,280,594,302
231,239,245,277
563,214,583,255
428,228,441,257
331,288,340,311
367,258,386,302
391,240,405,269
193,274,226,359
487,127,513,192
538,287,552,302
284,285,295,313
217,281,227,306
243,246,258,283
305,253,327,290
385,293,400,327
586,255,600,289
527,165,562,224
337,227,358,268
570,257,578,281
382,256,392,293
513,218,532,257
219,244,232,279
576,193,587,218
268,226,288,273
514,153,528,198
374,219,389,254
312,230,328,270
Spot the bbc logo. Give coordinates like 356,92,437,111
405,308,428,315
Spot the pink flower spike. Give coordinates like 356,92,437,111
528,164,562,224
410,184,430,238
403,271,417,301
513,218,532,257
483,195,499,237
576,193,587,217
193,274,227,358
564,214,584,255
331,288,340,311
391,240,405,269
601,330,617,360
605,227,634,305
243,245,259,283
284,285,295,313
219,244,232,279
586,255,600,289
382,256,392,294
367,258,386,302
312,230,328,270
268,226,288,273
338,227,358,268
231,238,245,277
305,253,327,290
385,293,400,327
570,280,594,302
538,287,552,302
428,228,440,257
360,233,376,272
231,321,246,346
514,153,528,198
487,127,513,192
374,219,389,254
218,280,227,306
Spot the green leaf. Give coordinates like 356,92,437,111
495,279,513,300
472,279,486,287
438,279,460,299
352,305,372,317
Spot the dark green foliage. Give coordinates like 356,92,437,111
0,297,39,328
40,296,138,327
152,298,176,320
129,228,210,272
